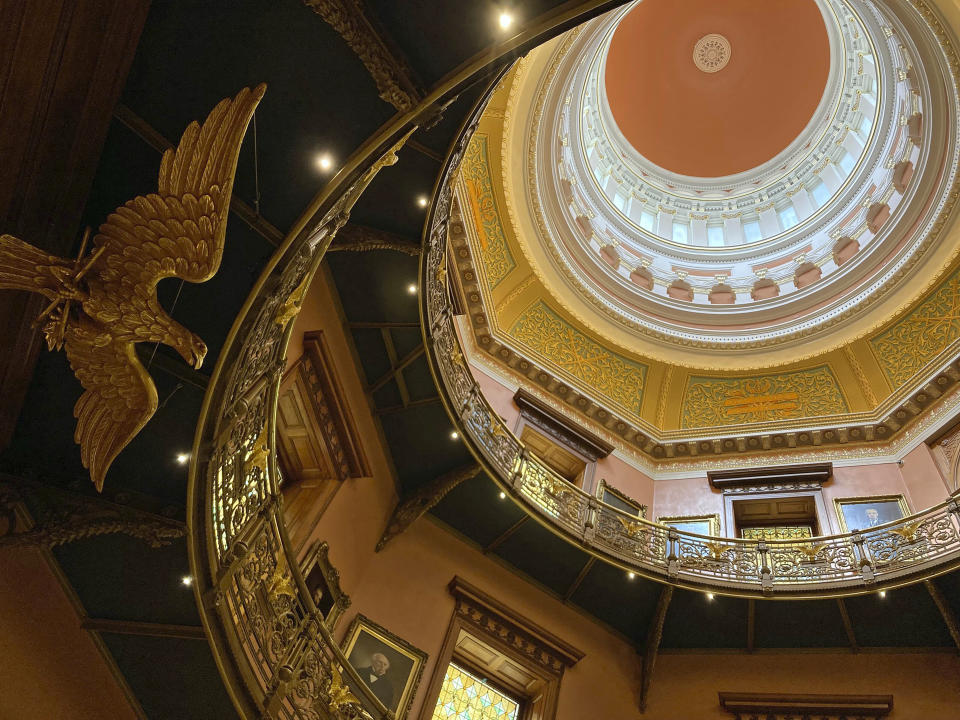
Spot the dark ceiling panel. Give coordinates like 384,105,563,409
753,598,847,648
402,356,439,402
569,560,662,641
327,252,420,325
491,518,591,597
429,474,526,548
348,328,394,385
377,402,471,489
349,145,440,238
372,380,403,409
660,589,747,649
53,536,198,627
844,584,954,647
389,327,423,361
364,0,570,86
101,633,238,720
120,0,394,233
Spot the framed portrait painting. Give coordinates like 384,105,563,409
658,514,721,537
834,495,910,533
300,540,350,629
342,614,426,719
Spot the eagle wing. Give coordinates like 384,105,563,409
90,84,265,293
64,320,158,491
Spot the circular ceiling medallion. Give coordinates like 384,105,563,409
693,34,730,73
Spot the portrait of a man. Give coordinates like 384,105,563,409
835,496,909,533
342,614,427,719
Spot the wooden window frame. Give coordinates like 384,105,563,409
418,577,583,720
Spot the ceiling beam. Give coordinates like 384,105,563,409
0,0,150,453
113,103,284,247
367,343,424,394
836,598,859,653
563,556,596,602
350,321,420,329
380,328,410,407
925,579,960,653
328,222,421,256
747,598,755,653
408,139,443,163
375,463,480,551
483,516,529,554
304,0,423,113
375,396,442,416
639,584,673,712
81,618,205,641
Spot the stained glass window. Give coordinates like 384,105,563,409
431,663,521,720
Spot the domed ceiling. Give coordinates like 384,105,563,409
446,0,960,467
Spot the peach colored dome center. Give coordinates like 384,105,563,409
604,0,830,178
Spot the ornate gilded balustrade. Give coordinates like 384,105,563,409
186,4,637,717
418,19,960,598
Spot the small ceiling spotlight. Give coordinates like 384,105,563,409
499,491,506,500
176,453,189,465
315,153,334,172
181,575,193,587
706,592,715,601
407,283,418,295
417,195,429,208
879,590,887,598
627,572,635,580
498,11,514,30
450,431,459,440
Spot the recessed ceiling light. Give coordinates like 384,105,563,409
498,11,514,30
499,491,506,500
706,592,714,601
181,575,193,587
316,153,333,172
450,431,459,440
417,195,429,208
407,283,418,295
627,572,635,580
176,453,189,465
879,590,887,598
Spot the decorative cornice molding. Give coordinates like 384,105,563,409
304,0,422,112
448,576,584,676
514,388,613,461
375,463,479,551
0,475,185,549
708,463,833,492
328,222,421,256
718,692,894,718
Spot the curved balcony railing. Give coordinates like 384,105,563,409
185,3,635,718
419,4,960,599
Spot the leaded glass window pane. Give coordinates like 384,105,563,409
431,663,520,720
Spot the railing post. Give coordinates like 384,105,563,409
852,531,875,584
667,528,679,578
583,497,598,544
758,541,773,594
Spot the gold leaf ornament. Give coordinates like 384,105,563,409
0,85,266,490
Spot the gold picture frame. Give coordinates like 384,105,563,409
300,540,350,629
657,513,721,537
596,478,647,518
342,614,427,718
834,495,911,533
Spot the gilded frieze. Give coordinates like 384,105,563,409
461,134,515,288
680,366,849,429
510,300,646,415
870,266,960,388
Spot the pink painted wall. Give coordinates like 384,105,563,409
652,475,724,523
900,443,951,512
646,652,960,719
338,520,640,720
0,548,137,720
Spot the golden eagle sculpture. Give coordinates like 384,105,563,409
0,84,266,491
